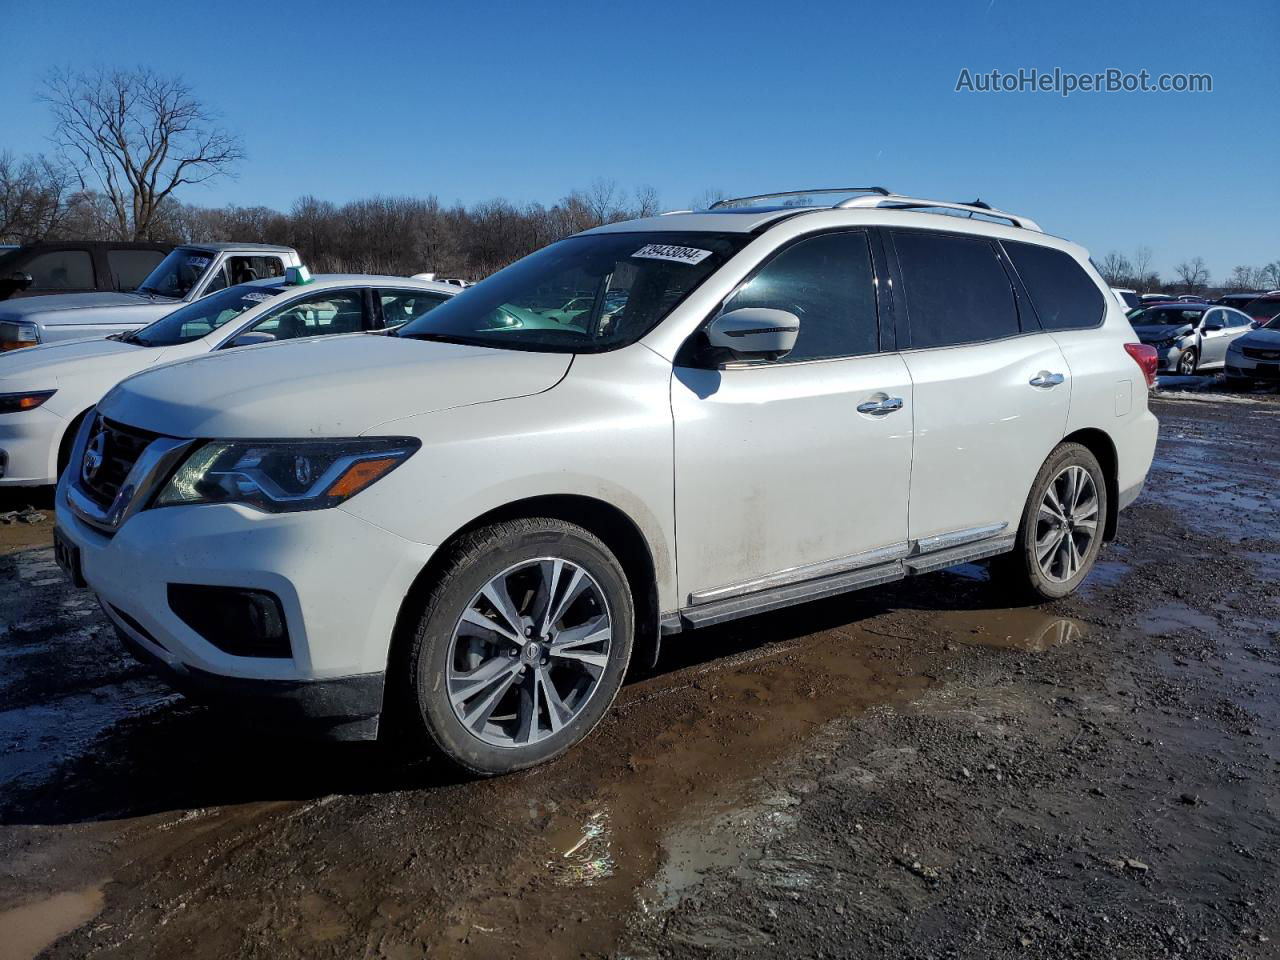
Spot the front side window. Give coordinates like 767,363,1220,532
226,256,285,285
26,250,94,290
893,231,1020,349
107,249,166,290
137,248,218,299
129,285,284,347
397,232,749,353
1004,241,1105,331
717,231,879,362
247,290,366,341
379,290,450,329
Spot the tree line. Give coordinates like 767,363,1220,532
1,66,1274,288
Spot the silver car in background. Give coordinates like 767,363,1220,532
1128,302,1256,375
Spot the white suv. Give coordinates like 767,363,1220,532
54,188,1159,775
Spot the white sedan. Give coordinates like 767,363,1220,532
0,272,457,487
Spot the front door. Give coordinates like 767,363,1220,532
672,230,913,606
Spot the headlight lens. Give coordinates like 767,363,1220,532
0,320,40,351
0,390,56,414
154,437,419,512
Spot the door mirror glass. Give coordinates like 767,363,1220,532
8,271,33,290
706,308,799,361
227,331,277,348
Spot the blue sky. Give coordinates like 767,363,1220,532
3,0,1276,280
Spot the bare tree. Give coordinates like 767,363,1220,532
1261,261,1280,290
1226,264,1265,291
1096,250,1134,286
0,152,71,242
1131,245,1155,291
1173,256,1210,292
43,66,244,240
691,187,726,210
633,184,661,218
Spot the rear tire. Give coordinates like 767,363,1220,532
996,442,1108,603
399,518,634,776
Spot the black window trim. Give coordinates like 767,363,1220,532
998,237,1107,334
677,226,889,369
884,226,1030,352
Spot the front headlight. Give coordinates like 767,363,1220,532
0,320,40,352
154,437,419,513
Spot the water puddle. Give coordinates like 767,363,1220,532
931,607,1086,651
0,884,106,960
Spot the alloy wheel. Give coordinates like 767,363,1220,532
446,558,612,748
1034,465,1100,583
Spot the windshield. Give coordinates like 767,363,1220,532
137,248,217,298
129,284,282,347
1130,307,1205,327
397,231,749,353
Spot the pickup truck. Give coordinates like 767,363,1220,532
0,242,302,351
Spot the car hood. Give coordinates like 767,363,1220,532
0,336,151,388
1131,323,1193,341
0,290,176,320
1235,327,1280,350
98,334,573,438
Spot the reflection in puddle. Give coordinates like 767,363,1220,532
548,810,615,886
935,608,1087,652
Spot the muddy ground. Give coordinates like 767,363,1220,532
0,387,1277,959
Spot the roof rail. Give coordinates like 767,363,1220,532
709,187,891,210
837,193,1043,232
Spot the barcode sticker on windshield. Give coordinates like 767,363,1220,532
632,244,713,266
242,292,273,303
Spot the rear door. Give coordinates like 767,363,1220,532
887,229,1070,547
672,230,913,605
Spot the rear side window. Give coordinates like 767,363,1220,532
722,231,879,362
892,231,1019,349
1004,241,1105,331
25,250,95,290
107,249,166,290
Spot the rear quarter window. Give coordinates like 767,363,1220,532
1004,241,1106,331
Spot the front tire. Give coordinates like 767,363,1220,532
997,443,1108,603
401,518,634,776
1176,348,1198,375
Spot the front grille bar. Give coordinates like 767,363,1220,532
65,413,196,534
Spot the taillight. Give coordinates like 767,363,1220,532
1124,343,1158,388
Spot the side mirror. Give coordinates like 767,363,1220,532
706,307,799,362
1202,323,1223,332
8,272,33,291
227,331,277,348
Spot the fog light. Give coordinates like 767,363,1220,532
167,584,291,658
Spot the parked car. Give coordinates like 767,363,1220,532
1128,303,1255,375
1240,293,1280,327
0,243,302,351
0,241,172,303
1140,293,1175,305
53,189,1158,775
1213,291,1266,311
0,272,456,486
1111,287,1140,310
1225,315,1280,386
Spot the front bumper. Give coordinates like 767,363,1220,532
1226,350,1280,381
0,406,65,485
1150,344,1186,373
56,479,436,737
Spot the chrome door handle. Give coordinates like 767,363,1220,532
856,395,904,415
1029,372,1065,388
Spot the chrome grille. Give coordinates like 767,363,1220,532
79,416,162,509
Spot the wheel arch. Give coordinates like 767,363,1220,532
1062,427,1119,541
387,494,663,699
56,407,94,478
